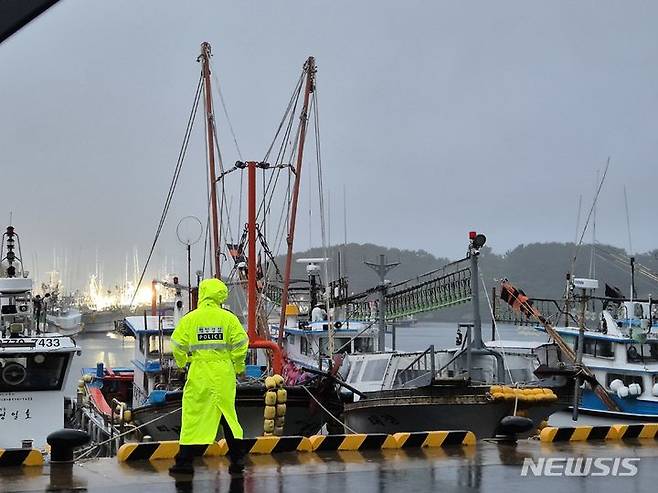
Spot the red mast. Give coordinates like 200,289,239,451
246,161,283,374
199,42,222,278
247,161,257,342
277,57,316,343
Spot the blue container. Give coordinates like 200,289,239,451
148,390,168,406
245,365,263,379
96,362,104,378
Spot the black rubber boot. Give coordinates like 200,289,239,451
227,439,245,476
221,417,246,476
169,445,195,475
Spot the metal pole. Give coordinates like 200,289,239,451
365,254,399,352
187,244,192,311
378,281,386,352
491,286,496,341
247,161,257,342
470,248,483,349
200,42,221,278
630,256,636,300
466,325,472,378
572,288,587,421
278,57,316,344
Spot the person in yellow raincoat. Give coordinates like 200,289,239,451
169,278,249,475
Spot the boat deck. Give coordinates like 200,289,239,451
3,439,658,492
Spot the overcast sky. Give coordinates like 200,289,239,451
1,1,656,289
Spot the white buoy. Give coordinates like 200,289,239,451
652,383,658,397
617,386,630,398
609,379,624,391
628,383,642,396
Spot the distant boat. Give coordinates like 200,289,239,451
46,306,82,335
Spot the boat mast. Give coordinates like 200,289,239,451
199,42,222,278
277,57,316,343
245,160,283,374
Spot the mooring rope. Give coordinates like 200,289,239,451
75,406,183,461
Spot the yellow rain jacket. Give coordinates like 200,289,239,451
171,278,249,444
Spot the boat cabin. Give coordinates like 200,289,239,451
340,340,560,395
121,315,182,406
0,277,79,448
275,314,378,371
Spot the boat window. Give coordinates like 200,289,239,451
354,337,375,353
147,336,172,356
606,373,643,391
334,338,352,354
508,369,532,383
583,339,596,356
625,343,658,363
596,340,614,358
647,343,658,361
300,337,309,356
634,304,644,318
0,353,69,392
361,358,388,382
348,360,363,383
582,338,614,358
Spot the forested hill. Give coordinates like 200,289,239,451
277,242,658,321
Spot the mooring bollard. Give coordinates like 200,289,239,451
496,415,534,439
47,429,91,463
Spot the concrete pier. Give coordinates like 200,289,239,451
2,439,658,492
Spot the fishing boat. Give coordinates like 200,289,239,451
0,225,80,449
46,305,82,334
75,46,343,452
79,311,331,446
337,232,580,437
495,273,658,421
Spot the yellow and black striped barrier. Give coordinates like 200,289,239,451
239,436,312,454
540,425,618,442
309,433,398,451
393,431,476,448
0,448,44,467
117,441,227,462
117,430,476,462
615,423,658,440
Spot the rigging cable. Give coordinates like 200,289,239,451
130,74,203,307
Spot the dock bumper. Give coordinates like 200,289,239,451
393,431,476,448
117,441,227,462
615,423,658,440
117,430,475,462
0,448,44,467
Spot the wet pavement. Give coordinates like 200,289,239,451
3,439,658,492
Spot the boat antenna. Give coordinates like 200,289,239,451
588,170,599,279
623,185,636,298
277,56,316,344
343,184,348,278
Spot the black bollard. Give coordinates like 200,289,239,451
496,415,534,439
46,429,91,463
